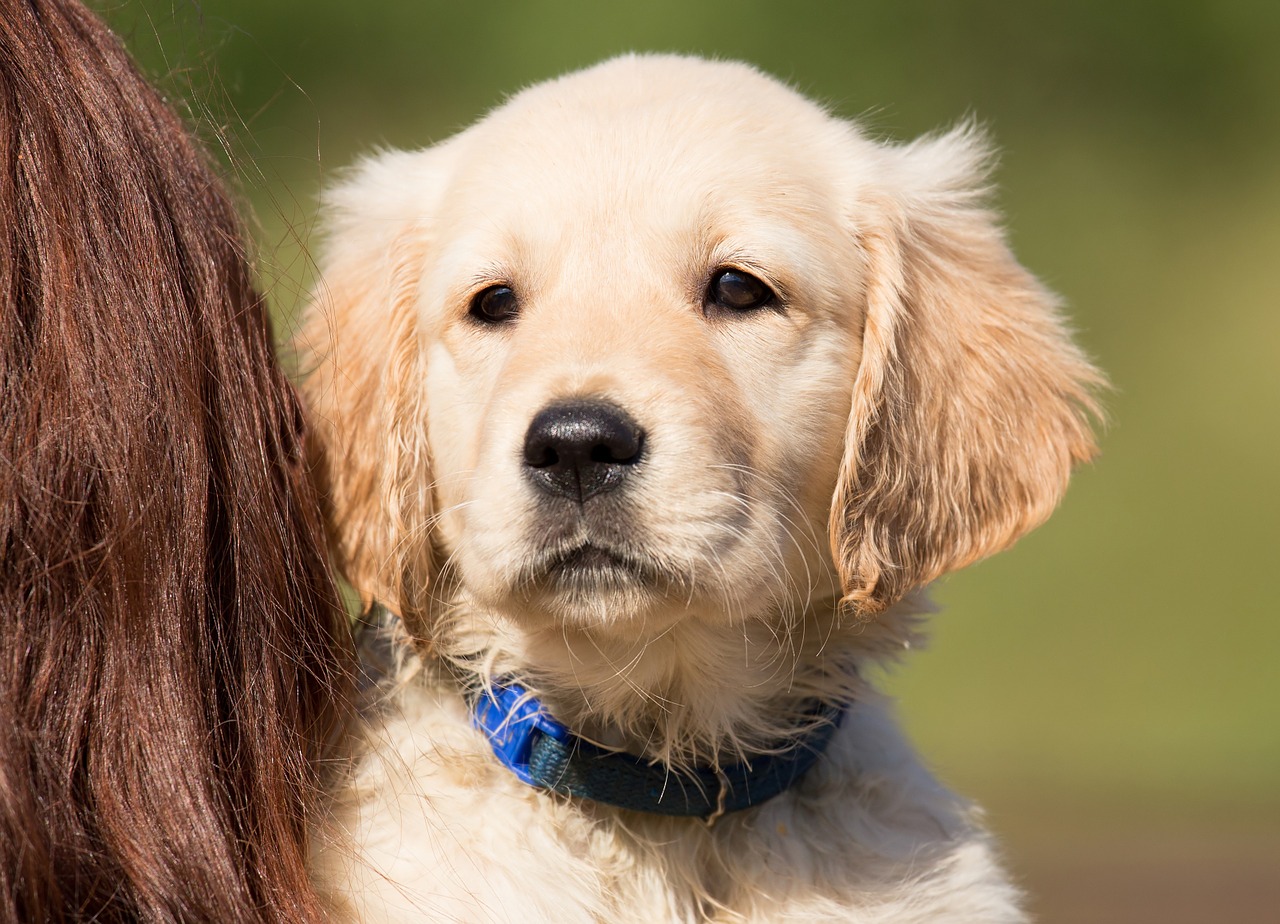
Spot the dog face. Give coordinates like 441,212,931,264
302,55,1100,637
417,67,867,631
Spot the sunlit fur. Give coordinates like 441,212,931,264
301,55,1103,922
0,2,353,920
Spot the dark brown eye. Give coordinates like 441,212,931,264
706,268,776,313
469,285,519,325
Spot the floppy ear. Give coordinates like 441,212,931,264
831,126,1104,619
298,146,455,620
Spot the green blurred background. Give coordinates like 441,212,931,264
100,2,1279,920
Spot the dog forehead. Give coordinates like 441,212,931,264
503,55,833,145
441,56,849,237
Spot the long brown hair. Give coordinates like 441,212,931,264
0,0,352,920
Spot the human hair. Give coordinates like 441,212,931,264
0,1,352,920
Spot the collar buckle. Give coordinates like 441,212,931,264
471,682,572,786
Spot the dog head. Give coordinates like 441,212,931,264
301,55,1101,640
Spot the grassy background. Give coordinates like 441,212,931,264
100,2,1280,920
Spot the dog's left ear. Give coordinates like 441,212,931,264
831,126,1105,618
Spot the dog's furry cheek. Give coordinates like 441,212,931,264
716,320,859,578
420,337,506,536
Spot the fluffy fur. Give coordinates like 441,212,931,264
301,55,1103,922
0,2,353,920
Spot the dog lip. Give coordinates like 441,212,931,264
548,542,637,574
540,541,657,587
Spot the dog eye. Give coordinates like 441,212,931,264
469,285,520,325
706,268,776,313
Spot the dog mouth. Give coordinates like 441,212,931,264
549,542,650,581
531,541,664,593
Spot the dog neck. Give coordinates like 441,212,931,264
425,591,927,769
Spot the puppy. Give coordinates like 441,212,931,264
302,54,1102,923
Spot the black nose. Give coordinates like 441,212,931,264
522,400,645,503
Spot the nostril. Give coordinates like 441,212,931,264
526,444,559,469
586,418,642,466
590,442,631,465
522,399,645,502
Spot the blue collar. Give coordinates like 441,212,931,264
471,677,844,819
355,602,844,819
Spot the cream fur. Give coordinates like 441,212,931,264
300,54,1102,923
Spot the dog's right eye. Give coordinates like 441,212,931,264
469,285,520,325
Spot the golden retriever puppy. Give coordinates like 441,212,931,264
301,54,1102,923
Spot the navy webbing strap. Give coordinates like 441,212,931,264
472,677,843,818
